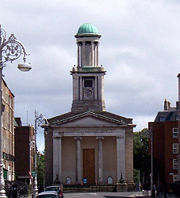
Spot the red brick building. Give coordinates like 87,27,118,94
14,118,35,183
149,99,179,191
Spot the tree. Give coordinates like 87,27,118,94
37,151,45,191
134,128,151,185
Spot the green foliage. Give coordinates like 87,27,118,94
134,169,140,184
133,128,151,183
37,151,45,188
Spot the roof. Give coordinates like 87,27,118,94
47,111,134,126
154,108,178,122
76,23,100,37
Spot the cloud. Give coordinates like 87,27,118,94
1,0,180,150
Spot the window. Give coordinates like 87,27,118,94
172,128,178,138
173,143,179,154
173,175,179,182
66,177,71,184
159,117,165,121
173,159,178,169
107,176,113,185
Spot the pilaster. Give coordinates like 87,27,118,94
74,136,82,184
53,135,62,183
96,136,104,184
116,136,125,183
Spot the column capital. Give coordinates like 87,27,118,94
116,135,124,139
74,136,82,141
96,136,104,140
53,135,62,139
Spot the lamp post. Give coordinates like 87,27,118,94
34,111,45,197
0,24,31,198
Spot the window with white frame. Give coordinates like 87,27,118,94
173,159,178,169
107,176,113,185
173,143,179,154
66,177,71,184
172,128,178,138
173,174,179,182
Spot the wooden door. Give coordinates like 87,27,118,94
83,149,95,184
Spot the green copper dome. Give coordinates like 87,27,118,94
76,23,100,36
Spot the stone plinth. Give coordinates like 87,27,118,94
116,183,128,192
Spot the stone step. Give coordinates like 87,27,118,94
63,185,117,192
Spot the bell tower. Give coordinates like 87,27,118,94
71,23,106,113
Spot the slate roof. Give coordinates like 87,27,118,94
154,108,178,122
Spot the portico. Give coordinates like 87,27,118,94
50,111,129,185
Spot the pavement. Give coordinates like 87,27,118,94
63,191,179,198
64,191,150,198
64,192,144,198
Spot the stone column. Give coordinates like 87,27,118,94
98,75,101,101
74,137,82,183
79,76,83,100
82,42,86,66
116,136,125,183
53,136,62,183
96,42,99,66
77,43,80,66
89,41,92,66
96,136,104,184
94,76,98,100
91,41,94,66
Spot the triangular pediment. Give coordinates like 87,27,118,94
61,116,119,127
49,111,128,127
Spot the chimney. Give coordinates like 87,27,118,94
164,99,170,110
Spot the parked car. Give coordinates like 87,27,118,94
37,191,59,198
44,186,63,198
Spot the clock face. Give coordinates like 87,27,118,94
84,88,93,99
85,88,92,97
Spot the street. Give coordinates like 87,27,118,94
63,192,180,198
64,192,143,198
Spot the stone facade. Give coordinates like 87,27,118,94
2,79,15,181
44,24,135,189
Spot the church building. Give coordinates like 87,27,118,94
44,23,135,189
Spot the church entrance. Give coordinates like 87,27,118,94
83,149,95,184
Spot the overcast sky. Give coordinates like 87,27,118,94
1,0,180,151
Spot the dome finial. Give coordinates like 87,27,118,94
75,23,101,37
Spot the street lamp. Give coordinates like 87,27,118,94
34,111,45,197
0,24,31,198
